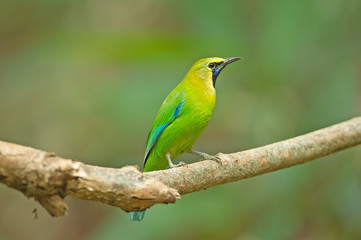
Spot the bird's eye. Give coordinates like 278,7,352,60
208,63,215,69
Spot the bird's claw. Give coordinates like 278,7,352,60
199,155,222,166
178,161,187,166
209,156,222,165
170,161,187,168
213,156,222,163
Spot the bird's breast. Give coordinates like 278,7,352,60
183,88,215,126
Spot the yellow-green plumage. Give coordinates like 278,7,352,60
131,57,241,221
144,59,217,171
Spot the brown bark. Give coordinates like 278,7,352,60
0,117,360,217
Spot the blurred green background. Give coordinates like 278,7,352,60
0,0,360,239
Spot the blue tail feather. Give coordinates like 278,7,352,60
130,211,146,221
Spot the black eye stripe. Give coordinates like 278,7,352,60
208,61,224,69
216,62,224,67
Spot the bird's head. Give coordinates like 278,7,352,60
187,57,242,88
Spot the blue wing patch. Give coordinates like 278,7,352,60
172,101,184,121
144,101,185,165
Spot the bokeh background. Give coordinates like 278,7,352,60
1,0,361,239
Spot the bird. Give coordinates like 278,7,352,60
130,57,242,221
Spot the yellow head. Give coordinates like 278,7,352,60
185,57,242,88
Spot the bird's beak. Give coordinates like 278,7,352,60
222,57,243,68
212,57,243,88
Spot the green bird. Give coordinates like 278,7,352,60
131,57,242,221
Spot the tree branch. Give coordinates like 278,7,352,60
0,117,360,217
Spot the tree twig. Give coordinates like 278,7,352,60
0,117,360,217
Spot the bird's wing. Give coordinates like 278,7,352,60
144,90,185,166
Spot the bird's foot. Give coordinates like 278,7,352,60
201,154,222,164
206,155,222,164
167,153,187,168
169,161,187,168
188,150,222,165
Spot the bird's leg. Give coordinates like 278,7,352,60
166,153,186,168
188,150,222,164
